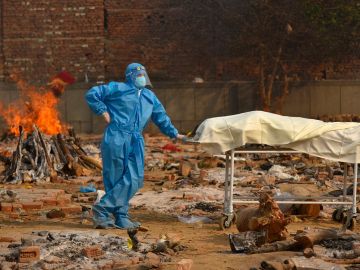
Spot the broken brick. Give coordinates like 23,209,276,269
42,198,58,206
12,203,23,211
22,202,43,211
1,202,12,213
82,245,103,258
57,194,72,205
18,246,40,263
0,237,16,242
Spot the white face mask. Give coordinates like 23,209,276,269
134,75,146,89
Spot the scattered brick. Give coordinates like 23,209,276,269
0,237,16,242
22,202,43,211
82,245,103,258
1,203,12,213
56,194,72,206
12,203,23,211
18,246,40,263
42,198,58,206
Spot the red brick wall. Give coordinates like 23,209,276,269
1,0,104,82
104,1,196,81
0,1,358,83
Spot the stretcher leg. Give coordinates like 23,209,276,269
220,150,237,230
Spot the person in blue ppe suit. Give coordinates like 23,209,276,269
85,63,185,229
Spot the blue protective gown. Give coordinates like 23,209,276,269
85,63,178,228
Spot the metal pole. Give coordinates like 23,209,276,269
234,150,301,154
343,163,348,202
229,149,235,215
232,200,353,205
353,147,358,215
224,152,230,214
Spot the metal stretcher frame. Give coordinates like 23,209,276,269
222,147,359,229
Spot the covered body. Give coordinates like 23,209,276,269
193,111,360,163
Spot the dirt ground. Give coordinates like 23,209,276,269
1,180,358,270
1,134,359,269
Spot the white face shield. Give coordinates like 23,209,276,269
126,65,152,87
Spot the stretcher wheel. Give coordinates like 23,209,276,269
342,217,356,231
219,216,232,230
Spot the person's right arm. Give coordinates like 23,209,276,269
85,85,110,123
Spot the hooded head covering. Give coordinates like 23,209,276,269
125,63,152,88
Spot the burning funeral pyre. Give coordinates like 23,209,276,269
2,126,102,183
0,72,102,183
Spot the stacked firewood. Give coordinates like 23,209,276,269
1,126,102,183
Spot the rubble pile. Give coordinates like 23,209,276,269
0,230,187,269
230,217,360,269
0,188,83,222
0,134,359,269
248,228,360,270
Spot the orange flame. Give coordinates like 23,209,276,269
0,72,70,135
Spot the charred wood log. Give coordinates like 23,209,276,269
57,133,93,177
68,127,87,155
236,193,290,243
79,155,102,171
34,125,57,181
294,228,339,248
52,135,67,164
4,126,24,182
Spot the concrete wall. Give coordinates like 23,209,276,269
0,80,359,135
